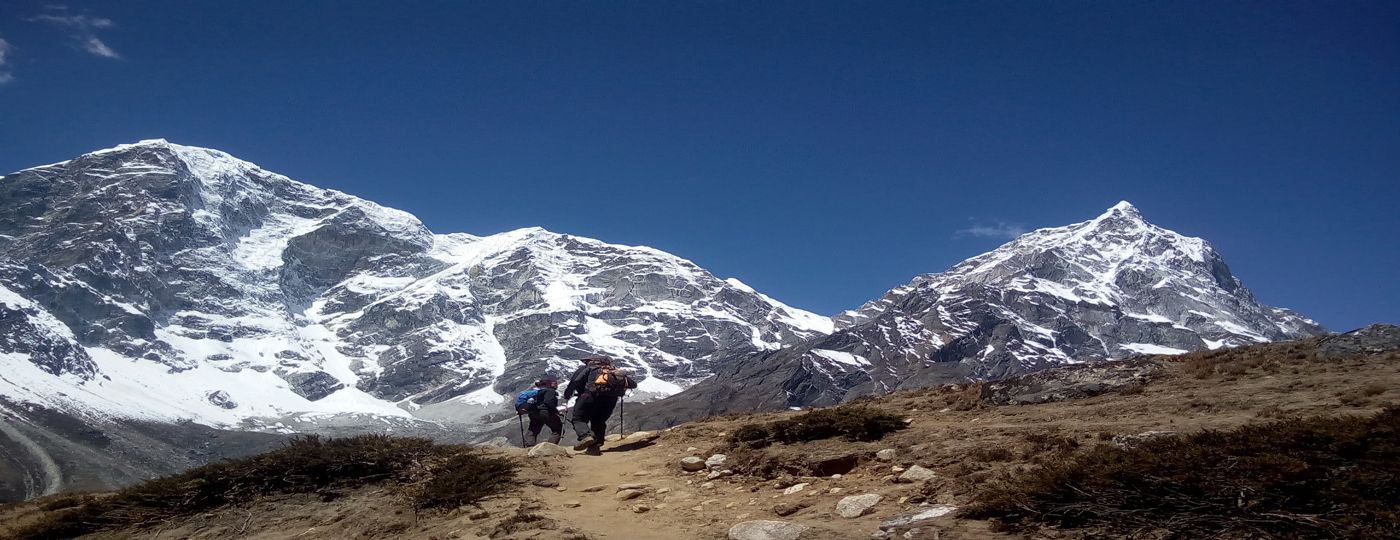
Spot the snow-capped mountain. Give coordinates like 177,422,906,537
0,140,831,437
640,202,1328,422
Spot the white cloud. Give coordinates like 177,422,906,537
957,221,1027,240
0,38,12,84
30,10,120,59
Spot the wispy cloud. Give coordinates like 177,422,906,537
0,38,13,84
30,8,120,58
956,221,1027,240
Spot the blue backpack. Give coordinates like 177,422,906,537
515,388,544,413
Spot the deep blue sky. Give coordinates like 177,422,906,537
1,1,1396,332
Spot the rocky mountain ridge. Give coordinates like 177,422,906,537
640,202,1327,424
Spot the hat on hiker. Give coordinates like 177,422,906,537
582,355,612,366
535,378,557,388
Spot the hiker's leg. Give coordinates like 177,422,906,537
524,412,544,446
570,396,594,439
590,397,618,443
544,413,563,444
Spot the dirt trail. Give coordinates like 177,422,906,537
0,407,62,499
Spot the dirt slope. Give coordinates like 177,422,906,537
2,333,1397,540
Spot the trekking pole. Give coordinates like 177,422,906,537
618,397,624,438
517,413,527,448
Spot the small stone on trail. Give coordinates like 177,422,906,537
828,488,843,494
556,486,568,492
701,482,716,489
728,520,808,540
706,454,728,470
563,500,581,508
531,478,560,488
633,471,651,476
687,446,700,452
681,456,707,471
632,504,651,513
618,483,651,491
782,483,808,496
657,487,672,494
890,466,906,473
725,502,739,508
615,489,645,501
692,506,705,511
875,449,897,462
736,513,751,520
581,485,609,492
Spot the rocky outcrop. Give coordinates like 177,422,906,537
979,357,1164,406
1318,323,1400,359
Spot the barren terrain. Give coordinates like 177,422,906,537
2,331,1397,540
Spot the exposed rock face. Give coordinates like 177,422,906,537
0,140,832,437
1318,323,1400,359
642,202,1328,423
979,357,1164,406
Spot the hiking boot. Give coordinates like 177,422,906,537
572,435,597,451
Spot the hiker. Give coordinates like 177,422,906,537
519,378,563,446
563,355,636,451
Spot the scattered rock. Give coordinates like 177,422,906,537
657,487,672,494
687,446,700,453
681,456,707,471
836,493,883,518
615,489,645,501
465,507,490,520
879,505,958,530
563,501,581,508
896,465,938,483
706,454,728,470
772,502,809,516
527,443,570,458
701,482,716,489
581,485,609,492
828,488,843,494
891,466,906,473
555,486,567,492
783,483,809,496
707,470,729,480
728,520,808,540
633,470,651,476
617,483,652,491
626,431,653,440
632,504,651,513
531,478,560,488
1113,431,1178,449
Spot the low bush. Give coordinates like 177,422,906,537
729,406,907,449
962,407,1400,539
14,434,517,540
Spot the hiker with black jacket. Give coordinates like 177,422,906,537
522,378,563,446
563,355,635,451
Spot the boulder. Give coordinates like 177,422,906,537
706,454,728,470
782,483,809,495
728,520,808,540
681,456,707,471
835,493,883,518
615,489,645,501
527,442,569,458
874,449,897,462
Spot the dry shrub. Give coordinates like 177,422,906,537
13,435,517,540
962,407,1400,540
728,406,907,449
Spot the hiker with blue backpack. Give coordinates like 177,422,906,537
516,378,563,446
563,355,636,452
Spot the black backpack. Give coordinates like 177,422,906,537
586,366,634,397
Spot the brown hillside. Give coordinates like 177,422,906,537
2,328,1397,540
